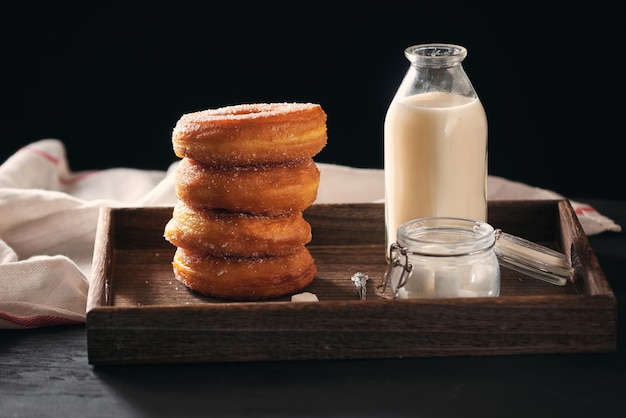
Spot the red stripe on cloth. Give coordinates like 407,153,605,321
20,145,101,186
58,170,99,186
575,205,597,215
21,145,60,164
0,310,84,328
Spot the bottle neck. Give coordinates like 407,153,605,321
401,62,477,99
397,43,477,99
405,44,467,69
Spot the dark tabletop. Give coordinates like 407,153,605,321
2,199,625,418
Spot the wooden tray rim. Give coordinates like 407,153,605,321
86,200,617,363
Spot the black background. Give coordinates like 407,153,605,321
2,2,623,200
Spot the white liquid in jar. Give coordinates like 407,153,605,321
384,91,488,248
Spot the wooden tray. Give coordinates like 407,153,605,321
86,200,616,364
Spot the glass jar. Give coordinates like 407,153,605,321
377,217,500,299
384,43,488,252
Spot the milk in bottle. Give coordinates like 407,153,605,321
384,44,488,251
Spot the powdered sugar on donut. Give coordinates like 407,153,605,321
171,102,327,166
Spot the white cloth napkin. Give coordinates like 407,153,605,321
0,139,621,329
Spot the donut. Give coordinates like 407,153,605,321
175,157,320,215
172,103,327,166
172,246,317,300
164,201,312,257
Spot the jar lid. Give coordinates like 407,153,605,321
494,230,574,286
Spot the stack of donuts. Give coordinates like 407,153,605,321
164,103,327,300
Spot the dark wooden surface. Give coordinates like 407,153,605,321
2,199,625,417
85,201,615,364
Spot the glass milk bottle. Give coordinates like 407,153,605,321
384,44,488,251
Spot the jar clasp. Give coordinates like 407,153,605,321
376,243,413,300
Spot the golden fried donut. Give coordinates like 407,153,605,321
164,201,312,257
175,157,320,215
172,246,317,300
172,102,327,166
